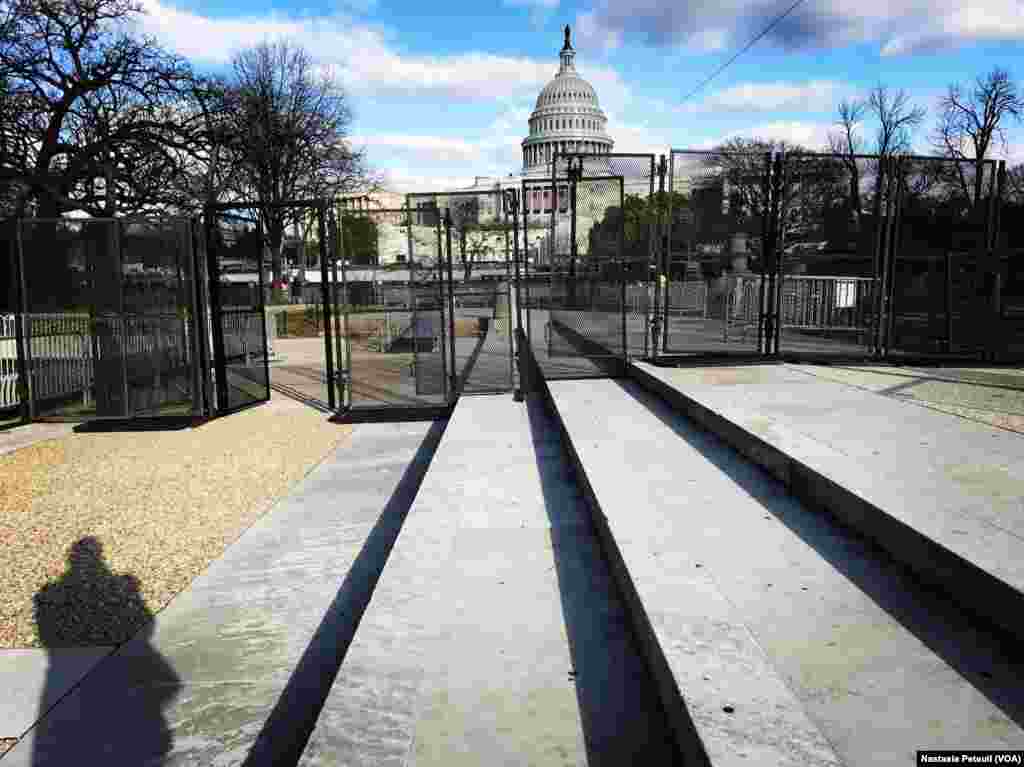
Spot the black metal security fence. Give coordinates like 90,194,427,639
203,206,272,415
1,210,278,424
516,152,655,379
403,190,516,397
3,151,1017,424
663,149,775,358
333,206,451,412
2,217,206,420
658,149,1018,362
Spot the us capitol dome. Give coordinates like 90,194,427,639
392,26,617,268
521,25,614,173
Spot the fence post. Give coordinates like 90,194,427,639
874,157,894,356
317,202,336,411
767,152,784,357
885,157,905,354
989,161,1007,360
872,157,891,356
12,219,32,421
445,209,457,398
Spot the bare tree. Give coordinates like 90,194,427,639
828,98,868,224
710,137,845,251
449,196,482,281
856,85,926,251
0,0,199,217
868,85,926,159
715,137,777,212
933,67,1023,206
222,40,367,285
167,77,250,213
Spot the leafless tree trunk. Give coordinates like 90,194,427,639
862,85,926,261
828,98,867,225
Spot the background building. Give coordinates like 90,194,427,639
333,26,625,275
413,25,622,273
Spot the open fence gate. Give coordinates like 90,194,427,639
403,189,514,398
203,205,271,415
334,204,453,417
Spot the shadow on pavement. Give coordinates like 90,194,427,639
612,376,1024,732
30,537,181,766
72,416,209,433
523,392,680,766
241,417,448,767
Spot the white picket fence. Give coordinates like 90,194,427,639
0,314,18,409
0,312,199,411
1,310,272,412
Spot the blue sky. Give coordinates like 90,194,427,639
138,0,1024,191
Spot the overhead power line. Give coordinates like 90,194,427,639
679,0,809,106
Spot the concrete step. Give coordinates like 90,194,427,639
298,394,680,765
542,375,1024,765
629,361,1024,646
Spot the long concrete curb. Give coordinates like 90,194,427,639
517,332,712,766
628,361,1024,646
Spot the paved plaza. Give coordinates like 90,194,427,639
2,357,1023,764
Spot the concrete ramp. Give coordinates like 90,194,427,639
546,377,1024,765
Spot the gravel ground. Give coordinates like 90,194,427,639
0,393,353,649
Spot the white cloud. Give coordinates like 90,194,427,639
379,169,480,194
138,0,630,106
684,80,846,114
881,0,1024,55
353,123,528,193
713,120,836,149
137,0,305,62
575,11,623,50
604,114,671,155
573,0,1024,55
351,135,486,164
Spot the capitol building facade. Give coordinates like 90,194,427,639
470,24,617,269
360,25,620,271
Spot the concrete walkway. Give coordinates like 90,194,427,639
546,376,1024,765
630,361,1024,643
296,393,677,766
5,392,681,766
3,420,441,766
0,422,75,457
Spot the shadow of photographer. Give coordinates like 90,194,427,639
27,536,181,766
